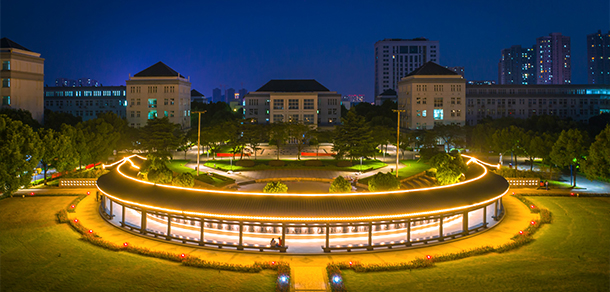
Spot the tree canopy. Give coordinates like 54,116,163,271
429,152,468,185
583,125,610,181
0,115,42,196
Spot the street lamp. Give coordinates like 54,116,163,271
392,109,405,178
193,111,206,176
360,157,363,174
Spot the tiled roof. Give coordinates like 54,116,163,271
379,89,397,96
256,79,330,92
191,89,204,97
0,38,31,51
406,61,460,77
134,61,185,78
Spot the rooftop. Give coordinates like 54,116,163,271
133,62,185,78
0,37,32,51
256,79,330,92
379,89,397,96
191,89,204,97
406,62,460,77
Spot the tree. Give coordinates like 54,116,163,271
38,128,75,185
82,118,119,166
269,122,288,160
263,181,288,193
492,126,526,167
0,108,41,130
371,126,393,161
368,172,400,191
434,124,463,151
0,115,42,196
583,125,610,181
329,176,352,193
288,122,312,160
429,153,468,185
97,112,129,151
550,128,588,187
172,172,194,187
43,109,81,131
139,117,182,158
333,109,376,160
242,123,265,160
61,124,89,169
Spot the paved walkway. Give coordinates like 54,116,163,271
65,188,533,291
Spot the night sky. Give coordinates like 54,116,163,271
2,0,609,102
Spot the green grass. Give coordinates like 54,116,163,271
167,160,234,187
342,197,610,291
0,197,275,292
359,160,429,186
203,159,387,172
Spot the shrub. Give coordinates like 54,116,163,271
147,165,173,184
336,160,352,167
329,176,352,193
368,172,400,191
66,195,86,213
494,167,545,179
419,148,443,161
172,173,194,187
429,153,468,185
263,181,288,193
304,160,324,166
236,160,255,167
56,209,69,223
269,160,285,167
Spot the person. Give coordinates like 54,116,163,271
545,180,549,191
277,237,282,247
270,238,276,247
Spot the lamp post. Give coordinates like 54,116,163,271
193,111,206,176
392,109,405,178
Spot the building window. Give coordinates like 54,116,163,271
434,98,443,107
248,99,258,106
2,61,10,70
130,111,135,118
451,109,456,117
94,91,101,96
422,98,427,105
289,99,299,110
148,110,157,119
422,85,427,91
434,85,443,92
137,98,141,105
136,111,140,117
273,114,284,122
273,99,284,110
451,97,455,105
328,99,338,105
170,111,175,117
84,91,92,96
457,97,461,105
433,109,444,120
2,96,10,105
304,99,314,109
289,114,299,122
170,98,175,105
164,98,168,105
304,114,314,124
148,99,157,108
416,97,421,104
2,78,10,88
148,86,157,93
422,110,427,117
164,111,168,117
328,108,337,115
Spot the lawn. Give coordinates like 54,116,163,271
203,159,387,172
0,197,276,292
167,160,235,187
342,196,610,291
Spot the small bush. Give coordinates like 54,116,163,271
368,172,400,191
419,148,443,161
263,181,288,193
66,195,87,213
329,176,352,193
336,160,353,167
56,209,69,223
304,160,324,166
172,173,194,187
269,160,285,167
147,165,173,184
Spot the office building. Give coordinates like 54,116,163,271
0,37,44,123
212,88,222,103
465,84,610,125
225,87,235,103
587,30,610,84
44,86,127,121
468,80,496,85
126,61,191,129
238,88,248,100
191,89,207,103
56,78,77,87
536,33,571,84
446,66,465,77
397,62,466,130
374,38,440,97
375,89,397,105
498,45,536,85
244,79,341,128
78,78,99,87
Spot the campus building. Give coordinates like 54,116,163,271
587,30,610,85
397,62,466,130
244,79,341,128
374,38,440,97
0,38,45,123
465,84,610,125
44,86,127,121
498,45,536,85
375,89,397,105
126,62,191,129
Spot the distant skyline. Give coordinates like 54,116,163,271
2,0,609,102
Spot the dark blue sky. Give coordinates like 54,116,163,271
2,0,609,102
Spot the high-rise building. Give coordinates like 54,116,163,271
498,45,536,85
56,78,77,87
126,62,191,129
446,66,465,77
238,88,248,100
536,33,571,84
212,88,221,103
587,30,610,84
374,38,439,97
0,38,45,123
225,88,235,103
77,78,100,87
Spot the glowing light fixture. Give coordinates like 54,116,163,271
332,275,342,284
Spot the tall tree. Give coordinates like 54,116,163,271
583,125,610,181
38,129,75,184
371,126,393,160
492,126,526,166
269,122,288,160
242,123,266,160
434,124,463,151
288,122,312,160
0,115,42,196
333,109,376,160
43,109,81,131
82,118,119,166
550,128,588,187
61,124,89,169
139,117,182,158
470,123,496,156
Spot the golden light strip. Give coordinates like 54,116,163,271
111,154,492,197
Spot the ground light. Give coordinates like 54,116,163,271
332,275,342,284
279,275,289,283
88,229,93,233
180,253,186,258
123,242,128,247
531,221,536,225
426,255,432,259
73,219,78,223
519,230,523,234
